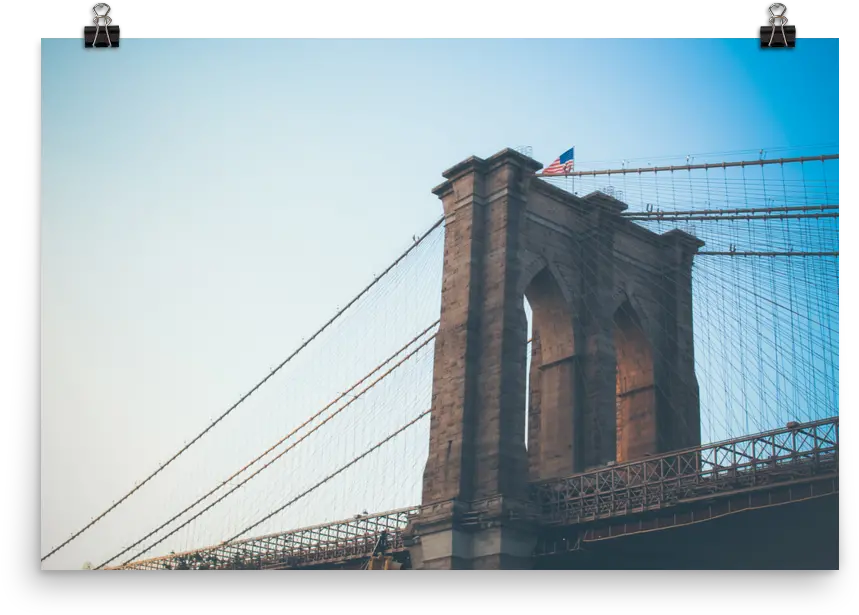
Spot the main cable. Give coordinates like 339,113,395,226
117,407,432,569
116,330,439,565
41,215,444,563
221,407,431,547
95,320,439,569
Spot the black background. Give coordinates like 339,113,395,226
43,0,843,36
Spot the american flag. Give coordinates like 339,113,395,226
542,146,575,175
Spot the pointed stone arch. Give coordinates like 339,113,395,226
517,252,549,298
611,283,655,332
410,149,702,570
517,255,574,305
614,299,657,462
524,266,576,364
522,265,579,481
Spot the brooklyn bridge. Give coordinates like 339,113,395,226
42,147,839,570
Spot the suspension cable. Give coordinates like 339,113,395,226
538,154,839,178
41,216,445,562
116,330,439,565
95,320,439,568
116,407,431,568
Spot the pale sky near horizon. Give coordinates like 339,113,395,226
41,38,838,569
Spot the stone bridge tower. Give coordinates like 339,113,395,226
407,149,702,569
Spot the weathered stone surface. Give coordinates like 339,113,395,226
409,148,702,569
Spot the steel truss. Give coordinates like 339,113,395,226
112,418,837,570
534,476,838,557
531,417,838,526
110,507,419,570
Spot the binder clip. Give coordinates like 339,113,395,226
84,0,121,48
761,0,796,49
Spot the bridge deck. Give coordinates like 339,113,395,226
111,417,837,570
532,416,837,525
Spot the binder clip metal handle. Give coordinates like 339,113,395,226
85,4,120,48
760,3,795,48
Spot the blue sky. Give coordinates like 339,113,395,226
41,38,838,569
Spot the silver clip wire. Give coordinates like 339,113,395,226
92,4,113,47
768,4,789,47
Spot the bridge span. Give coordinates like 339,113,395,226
112,416,837,570
44,148,838,571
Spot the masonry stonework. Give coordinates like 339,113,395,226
406,149,702,569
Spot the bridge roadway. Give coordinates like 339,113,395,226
111,416,838,570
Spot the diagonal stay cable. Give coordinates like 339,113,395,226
219,407,431,547
116,330,438,566
96,320,438,569
42,215,445,563
115,407,432,569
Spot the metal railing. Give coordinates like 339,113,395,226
112,417,837,569
531,417,838,525
111,507,420,570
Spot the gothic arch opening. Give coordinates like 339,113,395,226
524,296,533,451
614,300,657,462
524,267,578,480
